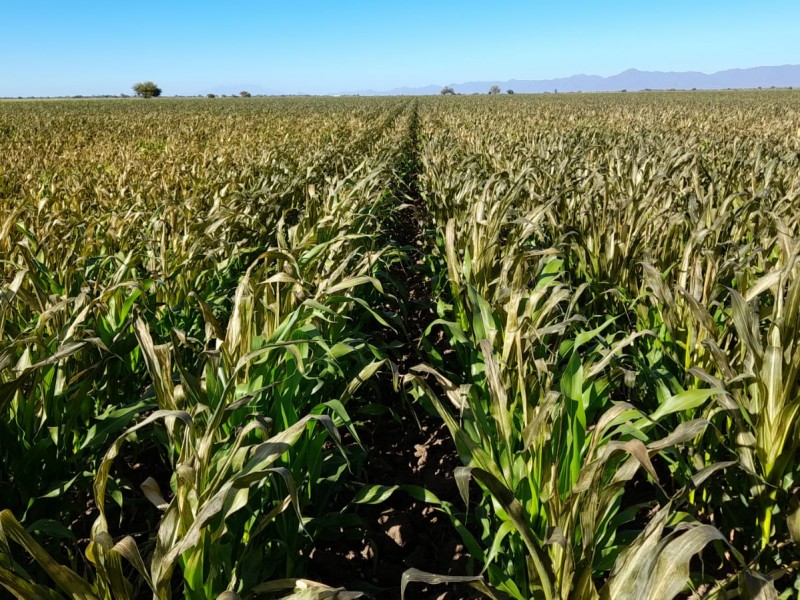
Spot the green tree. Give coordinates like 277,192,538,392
506,89,514,94
240,91,252,97
131,81,162,98
440,86,456,95
489,85,501,95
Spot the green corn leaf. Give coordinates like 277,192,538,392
649,388,723,422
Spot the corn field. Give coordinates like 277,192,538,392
1,91,800,599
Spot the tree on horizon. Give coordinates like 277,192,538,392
132,81,162,98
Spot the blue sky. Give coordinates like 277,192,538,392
1,1,798,96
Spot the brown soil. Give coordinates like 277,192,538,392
305,412,488,600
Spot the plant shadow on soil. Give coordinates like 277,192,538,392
305,411,488,600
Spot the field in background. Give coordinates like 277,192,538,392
1,91,800,599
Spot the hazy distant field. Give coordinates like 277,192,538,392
2,91,800,599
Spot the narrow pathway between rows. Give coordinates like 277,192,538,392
305,102,483,600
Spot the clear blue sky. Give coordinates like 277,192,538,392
1,1,798,96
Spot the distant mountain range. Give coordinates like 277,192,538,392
348,65,800,96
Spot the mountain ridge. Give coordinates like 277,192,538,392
347,64,800,96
